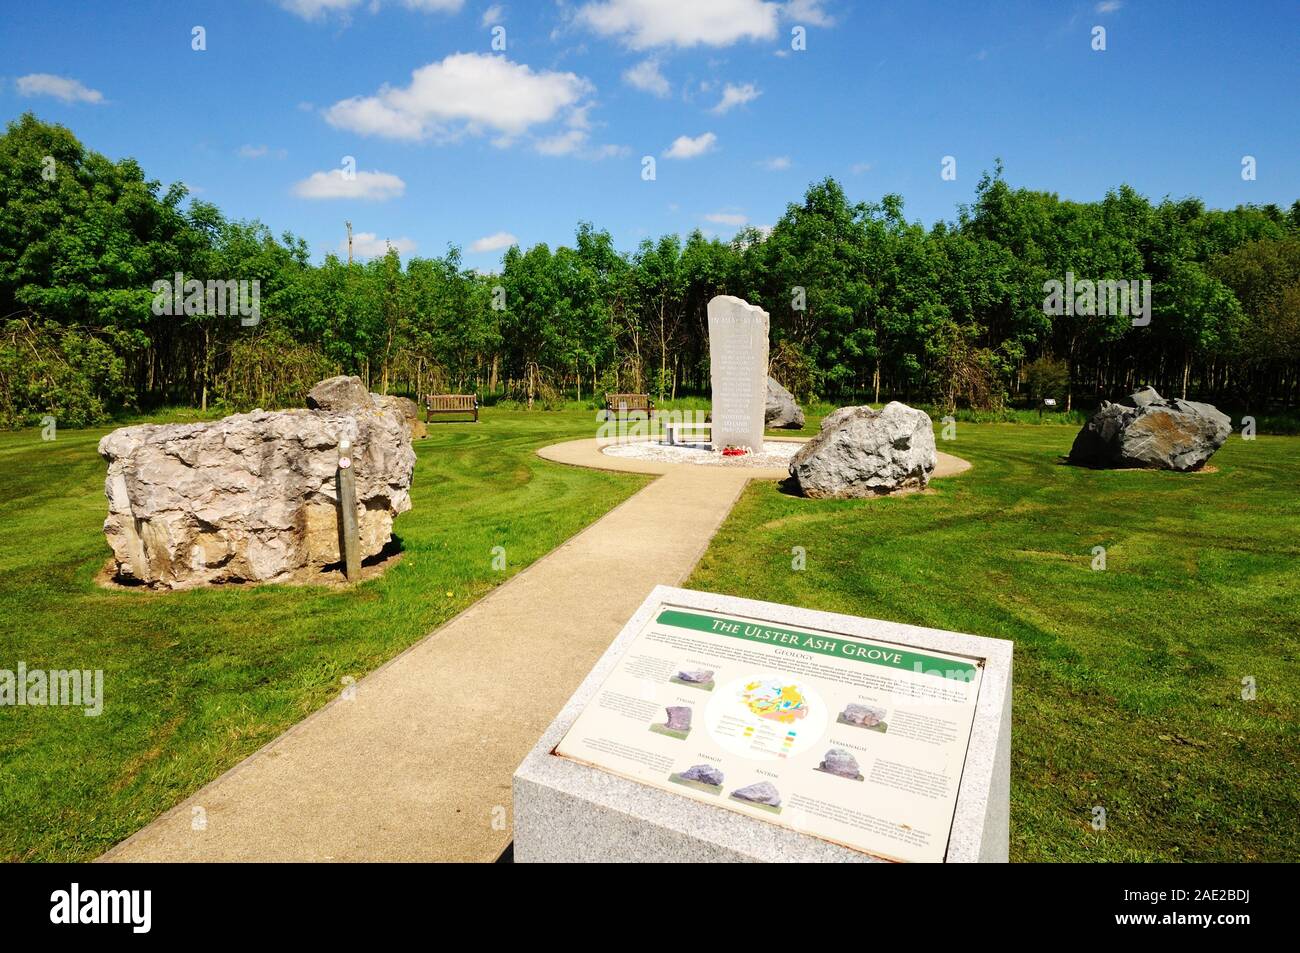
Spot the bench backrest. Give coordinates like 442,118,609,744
605,393,653,413
426,394,477,411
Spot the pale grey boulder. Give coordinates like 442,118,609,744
676,669,714,684
787,402,937,498
1068,386,1231,471
731,781,782,807
306,374,372,412
375,395,428,440
817,748,863,780
99,399,414,590
307,374,428,439
765,376,805,429
841,703,886,727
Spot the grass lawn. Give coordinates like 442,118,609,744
3,408,1296,863
0,409,649,862
686,421,1300,861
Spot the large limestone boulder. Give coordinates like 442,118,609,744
376,395,427,440
99,401,415,590
306,374,372,413
1068,386,1231,471
309,375,428,439
787,402,936,498
765,376,805,429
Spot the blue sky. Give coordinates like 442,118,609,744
2,0,1297,268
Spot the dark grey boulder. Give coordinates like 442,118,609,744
788,402,936,498
1068,386,1231,471
765,376,805,429
679,764,724,786
731,781,782,807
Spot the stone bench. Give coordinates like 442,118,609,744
663,421,712,446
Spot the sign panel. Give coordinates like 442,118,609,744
555,602,986,862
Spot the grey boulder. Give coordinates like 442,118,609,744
1068,386,1231,471
788,402,936,498
731,781,782,807
676,669,714,684
306,374,373,413
375,394,428,440
842,704,885,727
765,376,805,429
679,764,724,786
664,706,692,731
99,390,415,589
818,748,862,779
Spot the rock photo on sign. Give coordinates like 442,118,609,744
708,295,769,452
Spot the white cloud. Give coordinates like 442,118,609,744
343,232,417,258
576,0,779,49
400,0,463,10
293,168,407,200
481,3,504,25
1095,1,1121,12
15,73,104,104
704,210,747,226
589,142,631,159
532,103,627,158
239,144,287,159
663,131,717,159
535,129,587,156
784,0,834,27
759,156,791,170
711,82,760,114
324,52,592,142
851,161,872,174
623,58,670,97
470,231,518,252
277,0,362,19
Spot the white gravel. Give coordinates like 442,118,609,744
600,439,802,468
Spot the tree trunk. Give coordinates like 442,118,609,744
200,325,209,413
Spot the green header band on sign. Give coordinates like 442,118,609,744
656,609,978,679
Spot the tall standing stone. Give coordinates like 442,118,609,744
708,295,769,452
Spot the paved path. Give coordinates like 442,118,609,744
101,438,969,862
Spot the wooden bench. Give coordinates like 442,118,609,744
604,393,655,419
425,394,479,423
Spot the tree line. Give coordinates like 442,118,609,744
2,112,1298,427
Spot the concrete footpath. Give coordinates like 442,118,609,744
100,444,758,861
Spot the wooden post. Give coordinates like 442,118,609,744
337,437,361,581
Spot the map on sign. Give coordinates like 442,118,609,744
742,679,808,723
554,602,986,862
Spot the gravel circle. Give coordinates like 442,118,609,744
600,439,802,468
